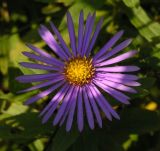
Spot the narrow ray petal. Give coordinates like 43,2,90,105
96,66,140,72
86,17,103,56
95,50,137,67
81,13,92,56
24,81,64,105
66,86,79,131
96,75,141,87
90,84,120,119
50,22,72,57
67,12,77,56
20,62,60,71
41,84,70,123
95,78,137,93
59,87,79,126
81,13,95,56
38,25,68,59
96,73,139,80
26,43,54,59
77,10,84,54
95,38,132,63
83,87,95,129
94,80,130,104
77,87,84,132
93,30,124,60
22,51,64,67
18,76,64,93
86,86,102,127
16,73,62,83
39,83,69,117
88,85,112,120
53,86,74,126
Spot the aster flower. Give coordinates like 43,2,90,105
16,11,140,132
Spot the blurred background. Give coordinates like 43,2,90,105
0,0,160,151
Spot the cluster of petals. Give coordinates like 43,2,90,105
16,11,140,132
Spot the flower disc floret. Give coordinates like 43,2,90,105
64,57,95,85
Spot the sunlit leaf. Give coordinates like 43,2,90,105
122,0,160,48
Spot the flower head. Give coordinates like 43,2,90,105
16,11,140,132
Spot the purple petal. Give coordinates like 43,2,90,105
16,73,62,83
38,25,68,59
96,66,140,72
59,87,78,126
67,12,77,56
93,30,124,61
82,87,95,129
18,76,64,93
59,101,71,127
88,85,112,120
94,80,130,104
41,83,70,123
96,73,139,80
26,43,54,59
95,38,132,63
86,86,102,127
50,22,72,57
53,86,74,126
24,80,64,105
95,78,137,93
19,62,60,71
22,51,64,67
95,50,137,67
90,84,120,119
66,86,79,131
77,10,84,54
39,83,69,117
77,87,84,132
86,17,103,56
81,13,95,56
96,75,140,87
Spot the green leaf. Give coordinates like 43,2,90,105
68,108,160,151
47,123,80,151
57,0,107,8
140,77,156,89
7,34,43,75
0,112,54,142
110,108,160,134
28,139,44,151
0,35,10,75
35,0,56,3
5,102,28,116
123,0,140,7
8,67,32,94
68,129,101,151
123,134,138,150
122,0,160,48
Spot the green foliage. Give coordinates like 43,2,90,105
122,0,160,48
0,0,160,151
46,123,79,151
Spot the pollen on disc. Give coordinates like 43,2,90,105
64,57,95,86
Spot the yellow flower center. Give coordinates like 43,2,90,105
64,57,95,86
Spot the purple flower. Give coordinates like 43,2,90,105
16,11,140,132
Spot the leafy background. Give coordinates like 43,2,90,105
0,0,160,150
